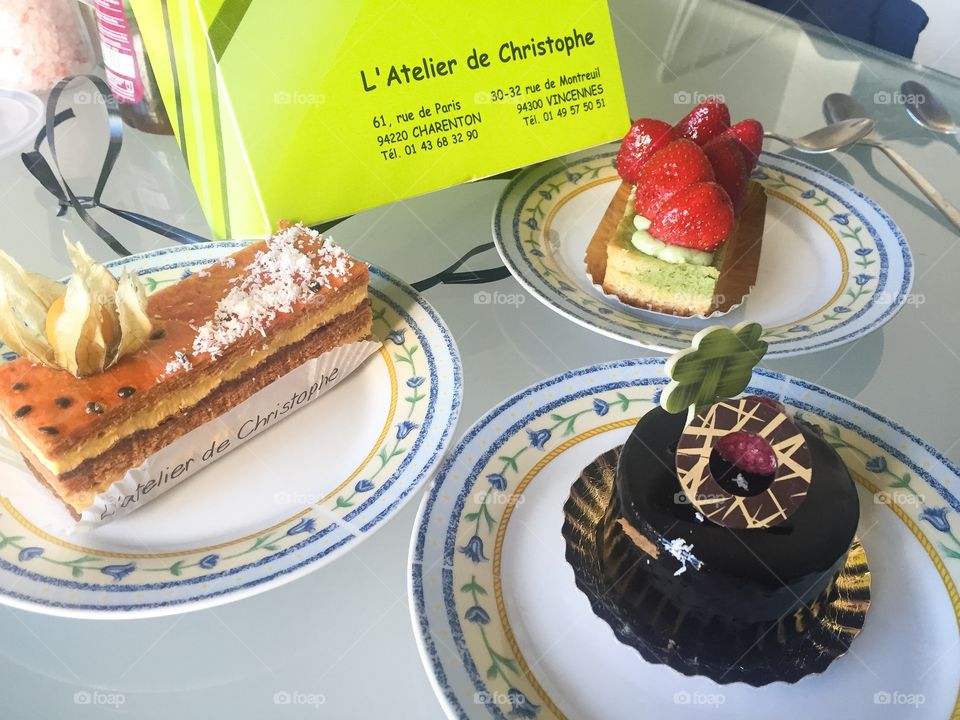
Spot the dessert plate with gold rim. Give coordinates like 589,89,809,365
493,146,913,357
0,242,461,618
410,358,960,719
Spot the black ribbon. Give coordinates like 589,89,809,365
411,242,510,291
21,74,209,256
22,74,510,291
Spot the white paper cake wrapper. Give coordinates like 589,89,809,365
1,339,380,532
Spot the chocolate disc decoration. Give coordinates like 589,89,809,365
676,397,812,529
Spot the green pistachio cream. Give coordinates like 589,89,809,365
630,215,714,266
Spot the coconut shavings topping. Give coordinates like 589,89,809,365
660,536,704,576
162,351,193,378
192,224,353,360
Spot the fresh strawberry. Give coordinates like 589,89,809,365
634,139,715,219
648,182,734,252
719,119,764,172
703,137,748,208
674,100,731,145
616,119,678,184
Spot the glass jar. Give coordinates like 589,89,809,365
0,0,94,92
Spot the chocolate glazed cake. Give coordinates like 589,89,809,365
611,402,860,625
564,324,869,684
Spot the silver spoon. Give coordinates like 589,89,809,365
764,118,876,154
901,80,960,135
824,92,960,233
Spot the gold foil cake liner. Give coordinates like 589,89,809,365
562,445,871,686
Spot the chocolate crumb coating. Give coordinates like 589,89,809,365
614,405,859,623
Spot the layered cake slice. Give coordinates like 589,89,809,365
586,101,767,316
0,223,371,518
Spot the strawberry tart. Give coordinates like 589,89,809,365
586,100,768,316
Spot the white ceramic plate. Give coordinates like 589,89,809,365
493,147,914,357
410,359,960,719
0,88,43,161
0,242,461,618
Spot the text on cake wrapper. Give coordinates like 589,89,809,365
98,368,342,520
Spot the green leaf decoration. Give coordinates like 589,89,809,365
481,505,496,532
660,322,768,415
249,534,276,551
460,580,487,594
499,455,519,473
941,544,960,560
492,652,518,674
0,535,23,549
889,473,912,489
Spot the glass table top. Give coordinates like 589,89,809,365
0,0,957,717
